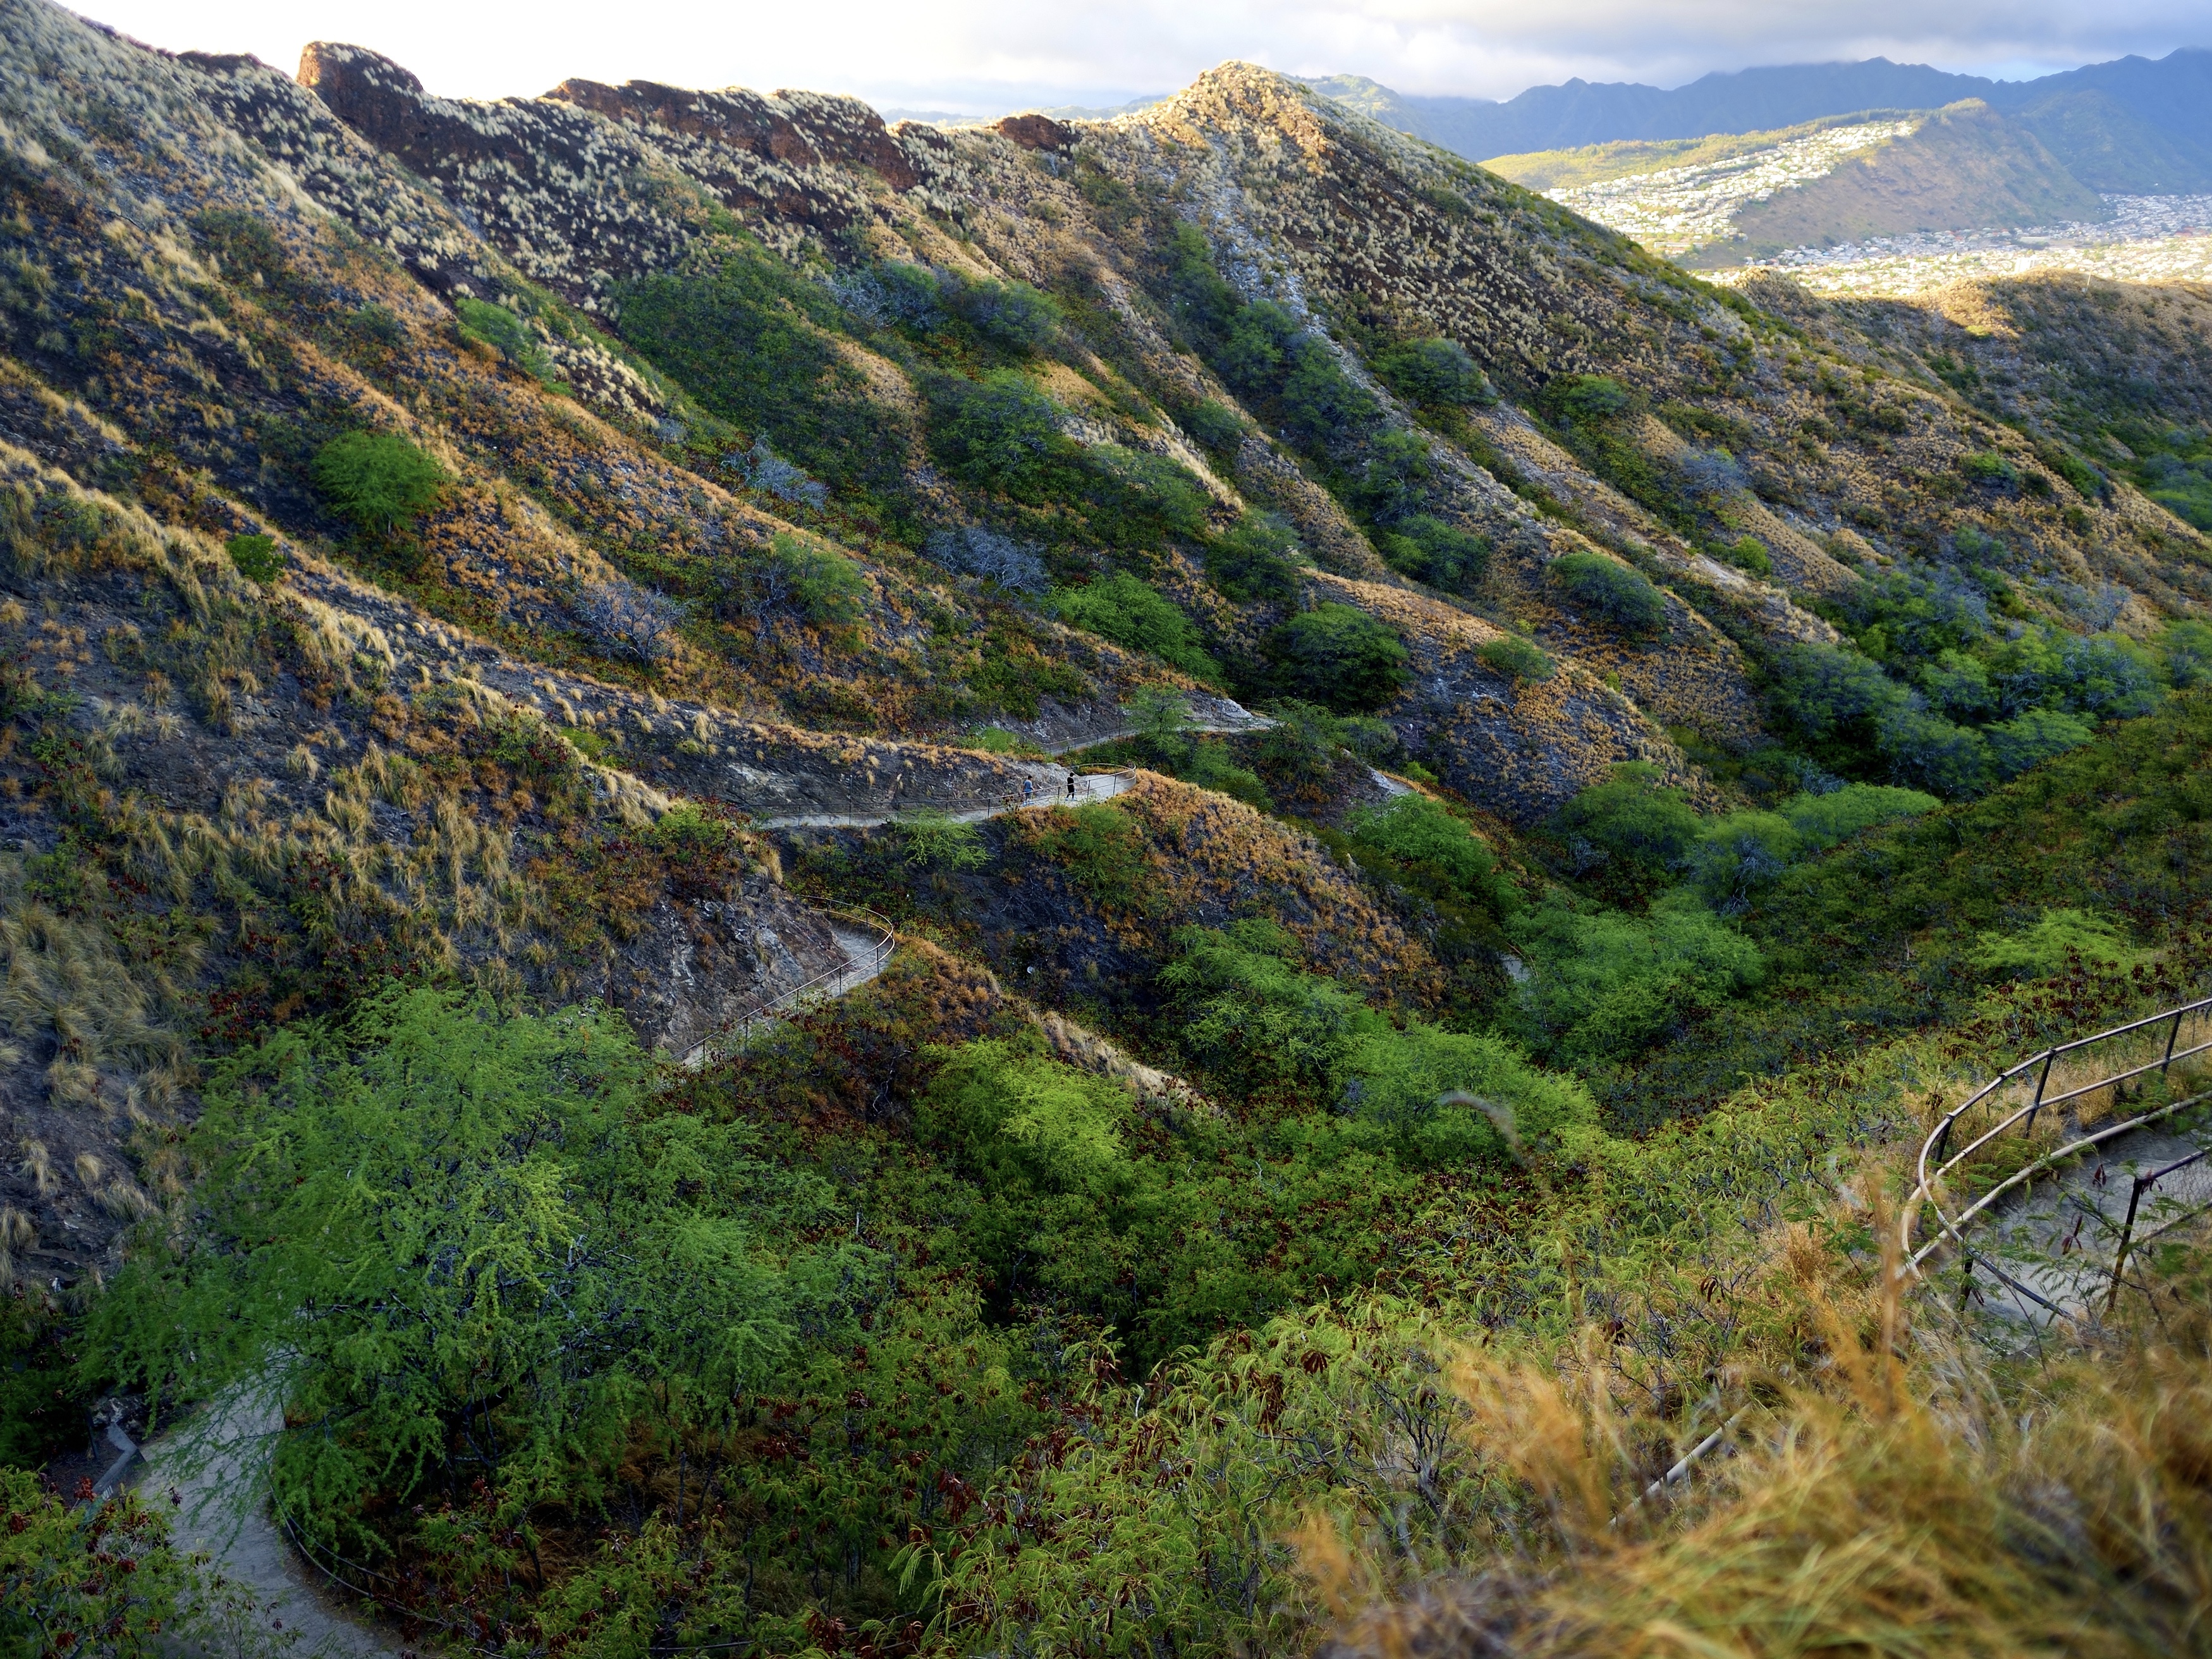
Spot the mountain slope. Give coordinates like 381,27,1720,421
1683,100,2107,266
1305,48,2212,182
3,4,2211,1651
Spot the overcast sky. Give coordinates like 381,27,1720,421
78,0,2211,115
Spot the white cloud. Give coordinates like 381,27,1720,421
79,0,2208,111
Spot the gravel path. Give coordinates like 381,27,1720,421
140,770,1146,1650
138,1391,403,1657
1953,1118,2212,1327
754,768,1130,830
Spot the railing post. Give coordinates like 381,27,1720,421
1957,1251,1975,1313
2106,1174,2149,1314
2024,1051,2056,1136
2165,1008,2185,1076
1931,1117,1952,1166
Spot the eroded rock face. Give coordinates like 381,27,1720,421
590,874,845,1058
993,114,1077,154
1312,575,1699,821
550,78,924,189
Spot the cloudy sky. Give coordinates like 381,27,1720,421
80,0,2211,114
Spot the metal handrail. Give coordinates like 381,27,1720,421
1901,996,2212,1292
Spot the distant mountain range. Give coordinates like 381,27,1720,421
1305,48,2212,192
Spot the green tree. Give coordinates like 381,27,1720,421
90,989,857,1551
1548,552,1666,637
1511,890,1764,1065
309,431,449,532
1053,575,1220,681
1371,336,1493,408
1262,604,1409,713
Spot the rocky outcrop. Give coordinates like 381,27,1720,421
1312,575,1701,821
551,77,925,188
588,874,845,1058
281,42,979,302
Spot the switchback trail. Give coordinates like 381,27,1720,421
150,771,1137,1649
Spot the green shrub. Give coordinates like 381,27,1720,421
618,244,912,516
89,988,850,1547
223,531,283,584
1687,810,1802,912
2039,444,2106,499
967,725,1042,756
1778,783,1939,851
1160,921,1366,1096
1549,374,1634,424
1720,534,1773,578
0,1467,274,1656
1179,740,1273,808
1348,430,1434,524
2161,620,2212,688
1967,906,2146,979
718,532,870,628
1256,699,1358,783
455,295,566,390
1052,575,1220,680
309,430,449,531
1544,762,1699,888
936,273,1063,354
1342,793,1515,918
1204,513,1307,603
920,1038,1130,1194
1376,513,1489,593
1549,552,1667,636
1767,642,1910,745
1180,398,1247,455
896,807,990,871
1477,633,1553,684
1371,336,1494,408
1960,451,2018,486
929,372,1210,550
647,802,740,857
1511,889,1764,1064
1218,300,1299,393
1261,603,1409,713
1029,800,1149,906
1874,703,1992,797
1984,707,2094,779
1280,336,1383,446
1341,1021,1600,1165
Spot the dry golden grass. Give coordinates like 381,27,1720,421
1317,1194,2212,1659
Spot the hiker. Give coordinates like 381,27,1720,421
1066,770,1079,800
